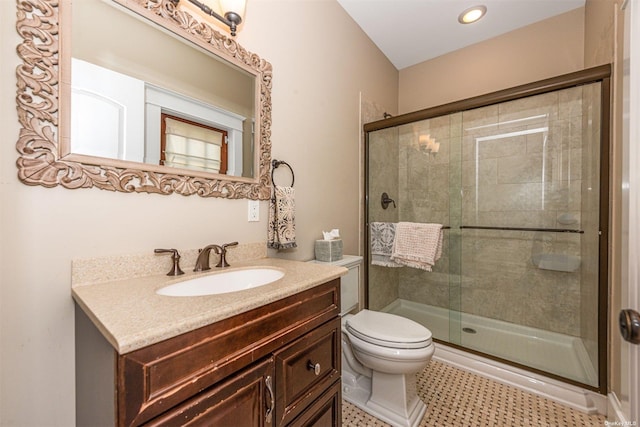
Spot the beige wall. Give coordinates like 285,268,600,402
584,0,620,68
0,1,397,425
398,8,585,114
240,0,398,260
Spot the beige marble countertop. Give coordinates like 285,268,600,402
72,257,347,354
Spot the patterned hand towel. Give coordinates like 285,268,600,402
370,222,402,267
391,222,443,271
268,186,297,250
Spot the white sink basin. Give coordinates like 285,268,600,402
157,268,284,297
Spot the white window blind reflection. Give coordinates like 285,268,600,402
164,117,223,173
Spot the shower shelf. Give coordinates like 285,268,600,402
531,253,581,272
459,225,584,234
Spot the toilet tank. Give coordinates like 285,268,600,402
310,255,362,315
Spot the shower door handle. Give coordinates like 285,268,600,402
619,309,640,344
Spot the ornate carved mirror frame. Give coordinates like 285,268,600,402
15,0,272,199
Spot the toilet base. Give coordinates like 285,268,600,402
342,369,427,427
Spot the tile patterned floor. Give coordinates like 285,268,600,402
342,360,606,426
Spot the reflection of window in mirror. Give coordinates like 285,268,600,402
160,114,228,174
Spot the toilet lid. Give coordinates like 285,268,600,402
346,310,432,349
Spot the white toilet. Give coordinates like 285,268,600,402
313,256,434,427
342,309,434,427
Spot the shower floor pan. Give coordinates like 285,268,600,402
382,299,598,387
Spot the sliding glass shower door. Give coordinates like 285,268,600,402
365,67,609,391
454,83,603,387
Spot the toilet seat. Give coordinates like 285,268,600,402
346,309,432,349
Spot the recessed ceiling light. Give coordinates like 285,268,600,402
458,5,487,24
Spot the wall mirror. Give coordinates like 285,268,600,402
16,0,273,199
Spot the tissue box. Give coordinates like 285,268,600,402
314,239,343,262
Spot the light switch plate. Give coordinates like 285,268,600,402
248,200,260,222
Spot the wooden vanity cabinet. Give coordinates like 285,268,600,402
113,279,342,426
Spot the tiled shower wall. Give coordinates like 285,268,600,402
368,125,400,311
369,84,601,344
395,115,457,314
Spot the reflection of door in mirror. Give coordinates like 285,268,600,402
161,114,228,174
71,58,145,162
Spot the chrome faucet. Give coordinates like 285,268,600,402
193,242,239,271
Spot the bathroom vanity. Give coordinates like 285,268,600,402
73,255,346,426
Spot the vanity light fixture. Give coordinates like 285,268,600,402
458,5,487,24
186,0,246,36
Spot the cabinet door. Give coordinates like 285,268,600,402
144,357,275,426
287,381,341,427
275,318,341,426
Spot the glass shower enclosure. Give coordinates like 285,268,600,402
364,66,610,391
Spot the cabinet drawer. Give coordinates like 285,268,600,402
144,357,274,427
275,318,341,426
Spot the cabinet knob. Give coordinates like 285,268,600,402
307,360,321,376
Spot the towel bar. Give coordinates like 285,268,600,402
460,225,583,233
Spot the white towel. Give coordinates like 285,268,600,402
370,222,402,267
391,222,443,271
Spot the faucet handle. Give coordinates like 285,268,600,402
222,241,239,250
154,248,185,276
216,242,239,268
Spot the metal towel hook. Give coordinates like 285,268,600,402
381,192,396,209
